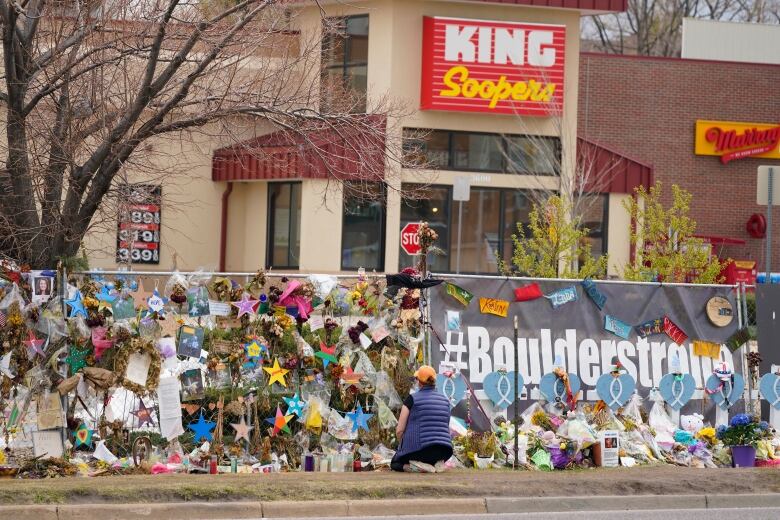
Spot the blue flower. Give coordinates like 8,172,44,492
729,414,752,427
716,425,728,439
759,421,770,430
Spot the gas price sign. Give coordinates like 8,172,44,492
116,184,162,264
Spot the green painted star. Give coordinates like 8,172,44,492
66,346,90,375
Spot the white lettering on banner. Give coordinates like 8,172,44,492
439,326,735,397
443,23,556,67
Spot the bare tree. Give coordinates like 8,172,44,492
0,1,408,268
583,0,777,57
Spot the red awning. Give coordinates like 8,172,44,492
577,137,654,194
212,116,386,182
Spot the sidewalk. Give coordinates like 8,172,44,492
0,467,777,505
0,467,778,518
2,494,780,519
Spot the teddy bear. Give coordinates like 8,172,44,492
680,413,704,433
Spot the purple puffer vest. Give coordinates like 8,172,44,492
396,385,452,458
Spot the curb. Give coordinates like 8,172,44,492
0,494,778,518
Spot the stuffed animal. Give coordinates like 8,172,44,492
680,413,704,433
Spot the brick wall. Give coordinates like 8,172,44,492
579,53,780,273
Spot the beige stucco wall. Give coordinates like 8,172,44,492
607,193,632,277
84,0,603,275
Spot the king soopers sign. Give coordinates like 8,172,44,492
420,17,566,116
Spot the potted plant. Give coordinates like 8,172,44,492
716,414,771,468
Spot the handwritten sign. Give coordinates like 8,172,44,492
636,317,664,338
545,286,578,309
479,298,509,318
604,315,632,340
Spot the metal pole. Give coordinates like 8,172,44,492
740,282,753,415
513,315,519,469
766,167,774,283
456,201,463,274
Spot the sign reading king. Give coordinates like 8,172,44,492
420,16,565,116
695,119,780,164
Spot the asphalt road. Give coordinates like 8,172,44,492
263,508,780,520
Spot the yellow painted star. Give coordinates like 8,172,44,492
263,358,289,387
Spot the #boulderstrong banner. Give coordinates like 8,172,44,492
430,277,743,417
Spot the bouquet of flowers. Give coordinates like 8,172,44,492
716,414,771,447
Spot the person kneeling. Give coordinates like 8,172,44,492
391,366,453,473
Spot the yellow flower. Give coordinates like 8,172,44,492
696,426,717,444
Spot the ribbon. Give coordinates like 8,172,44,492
581,278,607,310
669,378,686,408
440,376,458,407
492,372,513,408
771,378,780,409
604,315,632,340
545,286,578,309
446,283,474,307
636,317,664,338
607,377,624,409
663,316,688,345
706,377,734,407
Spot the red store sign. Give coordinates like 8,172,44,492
420,16,565,116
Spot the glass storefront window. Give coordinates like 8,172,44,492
399,185,450,272
321,15,369,113
267,182,301,269
451,133,504,172
577,194,609,260
402,128,560,175
502,191,533,266
505,136,559,175
451,189,502,273
342,184,385,270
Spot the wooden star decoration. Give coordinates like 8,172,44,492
65,290,87,318
188,412,216,442
346,402,373,433
283,393,306,417
232,293,259,318
263,358,289,387
65,346,90,375
230,417,253,443
23,331,46,357
265,405,293,436
315,342,338,369
341,366,364,386
130,399,155,427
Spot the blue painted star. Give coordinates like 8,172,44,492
283,393,306,418
96,285,117,303
65,290,87,318
188,412,216,442
145,289,168,317
243,338,266,369
346,402,373,433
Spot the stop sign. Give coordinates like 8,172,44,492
400,222,421,255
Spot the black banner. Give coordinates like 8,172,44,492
430,277,742,416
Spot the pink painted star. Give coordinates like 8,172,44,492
232,293,259,318
23,331,45,357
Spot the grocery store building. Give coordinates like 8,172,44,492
91,2,780,281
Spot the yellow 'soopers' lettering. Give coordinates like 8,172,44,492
440,65,467,97
438,65,555,108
